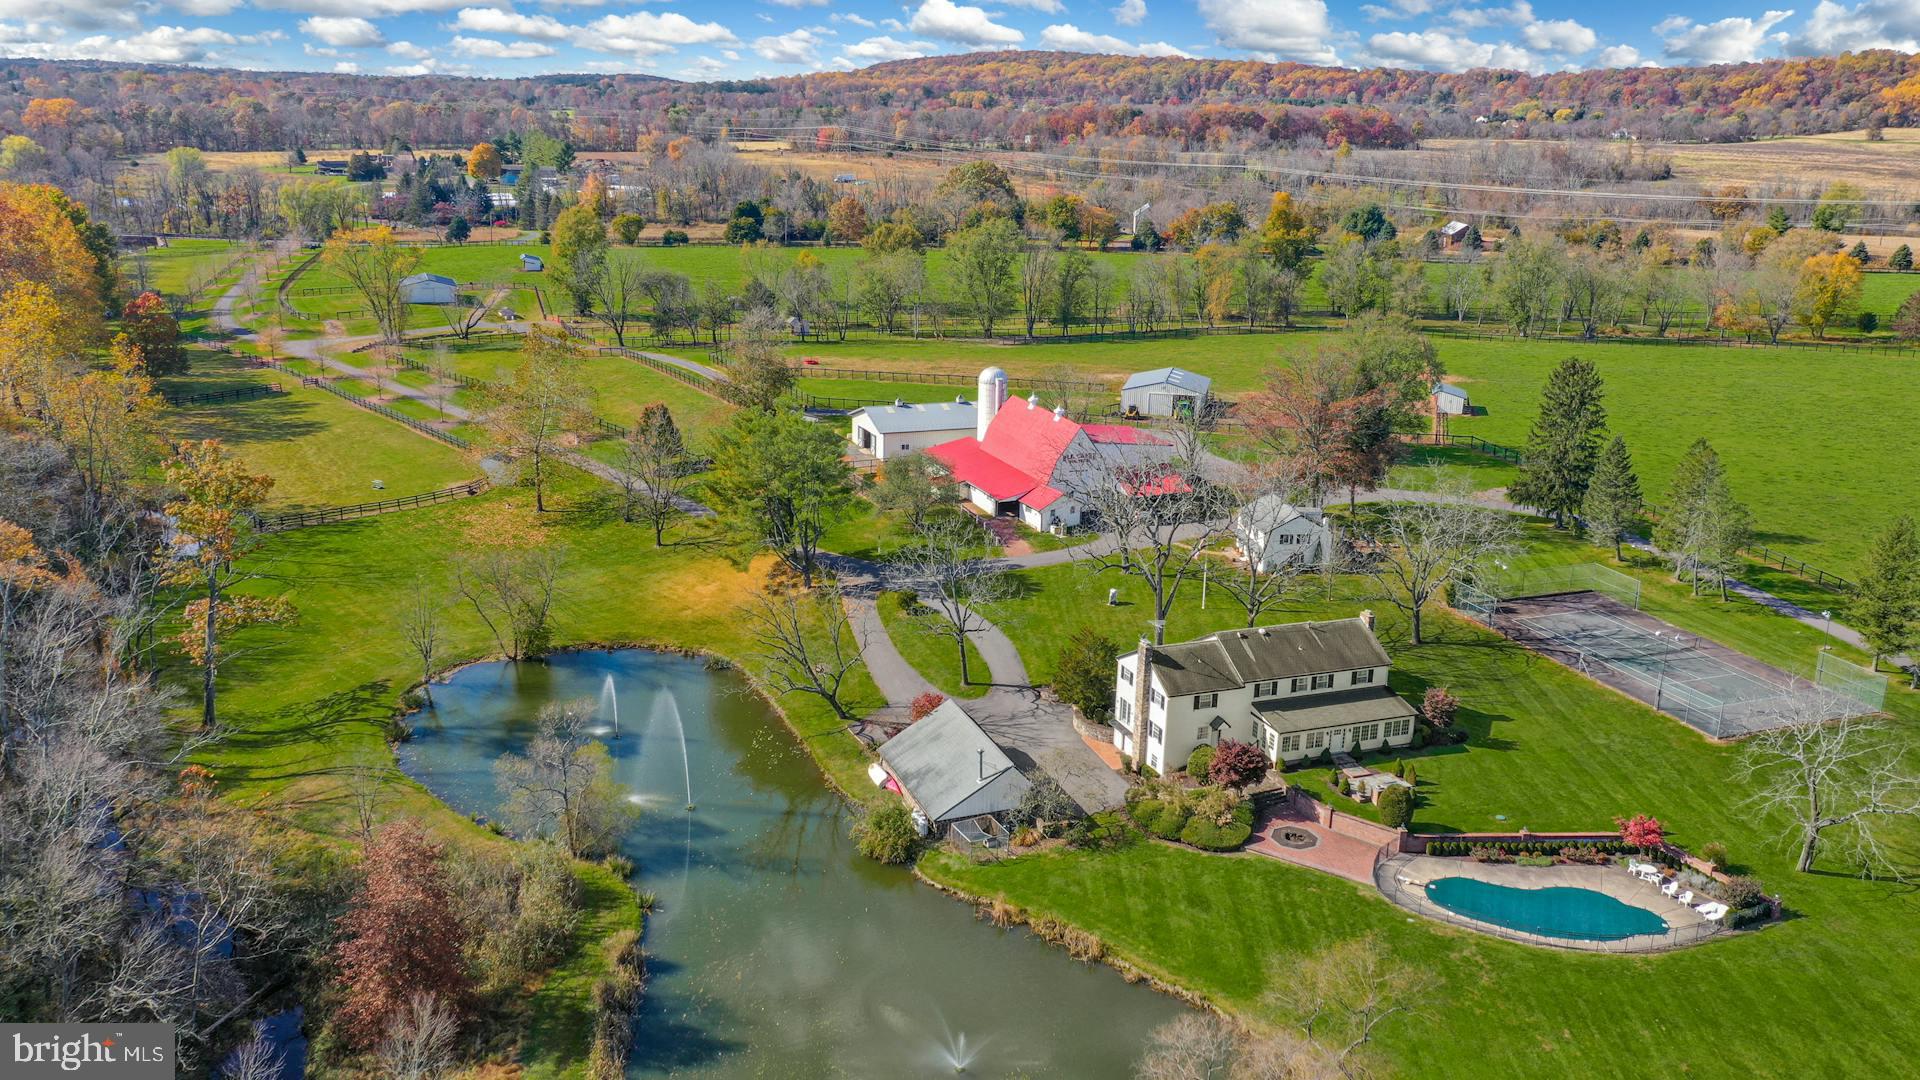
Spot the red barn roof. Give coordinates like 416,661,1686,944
927,397,1171,509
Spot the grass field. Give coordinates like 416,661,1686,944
927,522,1920,1079
123,238,241,297
876,590,990,699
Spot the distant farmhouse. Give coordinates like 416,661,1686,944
927,367,1175,532
1234,497,1335,571
1121,367,1212,418
398,273,457,305
848,398,976,461
1114,615,1416,774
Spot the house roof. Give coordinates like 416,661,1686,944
851,399,977,435
400,273,456,287
1250,686,1416,735
1123,367,1213,395
1440,221,1471,236
1238,496,1325,532
1146,618,1394,696
1433,383,1469,400
877,700,1031,823
1083,424,1170,445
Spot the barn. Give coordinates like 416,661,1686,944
399,273,458,305
847,398,977,461
1121,367,1212,418
1433,383,1471,415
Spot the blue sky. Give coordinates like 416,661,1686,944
0,0,1913,80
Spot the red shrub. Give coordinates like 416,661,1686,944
330,822,471,1048
909,692,947,722
1207,739,1270,789
1616,813,1665,852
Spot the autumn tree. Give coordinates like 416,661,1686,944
481,326,595,512
466,142,503,181
161,440,294,729
122,291,187,376
331,822,472,1049
1258,190,1316,270
718,307,795,411
548,203,608,315
826,196,870,245
1242,347,1375,504
1795,252,1863,338
1895,291,1920,341
322,226,420,344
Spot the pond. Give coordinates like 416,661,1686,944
399,649,1183,1077
1424,876,1671,942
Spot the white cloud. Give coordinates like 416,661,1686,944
1112,0,1147,26
766,0,826,7
908,0,1023,46
1520,16,1596,53
1001,0,1065,11
386,40,431,58
587,11,738,55
452,34,557,58
831,11,877,27
451,7,572,40
1595,43,1642,67
840,34,936,61
385,62,436,75
55,25,257,63
753,27,825,63
333,60,359,72
1040,24,1192,56
0,0,138,31
1365,28,1540,70
256,0,472,15
1196,0,1339,63
1788,0,1920,53
299,15,386,48
169,0,245,15
1658,9,1793,63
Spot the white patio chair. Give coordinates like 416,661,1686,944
1676,890,1694,906
1661,880,1680,898
1696,902,1729,922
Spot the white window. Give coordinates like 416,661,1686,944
1281,734,1301,754
1148,722,1163,743
1193,692,1218,709
1306,730,1323,749
1290,677,1308,693
1350,668,1376,686
1311,673,1335,691
1149,688,1165,708
1119,666,1134,685
1116,699,1131,723
1386,717,1411,738
1255,681,1278,697
1196,725,1209,740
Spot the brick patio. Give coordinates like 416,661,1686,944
1246,799,1390,884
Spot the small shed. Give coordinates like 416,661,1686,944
520,253,544,272
399,273,457,306
1433,383,1470,415
1439,221,1470,246
849,398,977,461
876,699,1030,829
1122,367,1212,417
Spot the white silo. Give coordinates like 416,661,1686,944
975,366,1008,441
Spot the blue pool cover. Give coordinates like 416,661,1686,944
1425,877,1670,941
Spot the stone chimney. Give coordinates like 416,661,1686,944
1359,609,1375,633
1131,636,1153,773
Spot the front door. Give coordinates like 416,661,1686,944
1329,727,1346,753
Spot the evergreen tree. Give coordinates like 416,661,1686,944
513,166,538,228
1890,244,1913,271
1849,240,1872,265
1850,515,1920,672
1510,357,1607,527
1766,206,1792,234
1581,435,1643,559
1656,439,1752,598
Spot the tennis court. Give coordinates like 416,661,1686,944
1483,590,1877,738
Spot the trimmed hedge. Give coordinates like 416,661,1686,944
1186,744,1215,777
1180,801,1255,851
1424,838,1628,858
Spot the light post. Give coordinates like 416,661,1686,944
1821,609,1833,638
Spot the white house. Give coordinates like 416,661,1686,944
927,367,1176,532
848,398,977,461
1113,614,1417,775
399,273,458,306
876,698,1031,830
1433,383,1470,415
520,253,544,271
1121,367,1212,417
1235,496,1335,571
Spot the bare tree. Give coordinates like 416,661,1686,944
1019,237,1058,339
616,404,692,545
217,1032,283,1080
742,585,866,720
1359,472,1519,645
453,547,562,661
1136,1013,1238,1080
890,515,1013,688
1071,409,1242,645
375,992,460,1080
495,698,635,856
1742,711,1920,875
399,577,443,704
478,326,594,512
436,294,490,340
1262,934,1433,1078
586,256,648,347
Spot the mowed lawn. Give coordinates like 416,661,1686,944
156,347,479,509
934,528,1920,1080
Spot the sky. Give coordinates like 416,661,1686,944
0,0,1914,81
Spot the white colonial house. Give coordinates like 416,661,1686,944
1121,367,1212,417
848,398,977,461
1433,383,1470,415
927,367,1176,532
1113,614,1417,774
399,272,458,305
1235,496,1335,571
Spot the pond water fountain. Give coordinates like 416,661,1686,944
399,649,1182,1076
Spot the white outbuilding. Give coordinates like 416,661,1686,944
399,272,458,305
1234,497,1335,571
1121,367,1212,417
1433,383,1470,415
520,253,544,271
848,398,978,461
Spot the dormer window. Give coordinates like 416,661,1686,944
1351,668,1376,686
1255,681,1278,697
1310,673,1335,690
1193,692,1218,709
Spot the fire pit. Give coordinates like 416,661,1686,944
1271,826,1319,850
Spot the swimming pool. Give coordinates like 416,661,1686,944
1424,877,1670,941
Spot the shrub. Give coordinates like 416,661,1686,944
1377,784,1414,829
1186,744,1216,777
1716,875,1766,910
1560,845,1610,865
1146,804,1190,841
1700,841,1730,872
1325,768,1341,790
1617,813,1665,852
660,229,689,246
1422,686,1459,729
1469,845,1514,863
1190,786,1242,827
1181,799,1255,851
908,692,947,722
1054,627,1122,723
852,803,919,864
1516,854,1557,867
1208,739,1270,789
